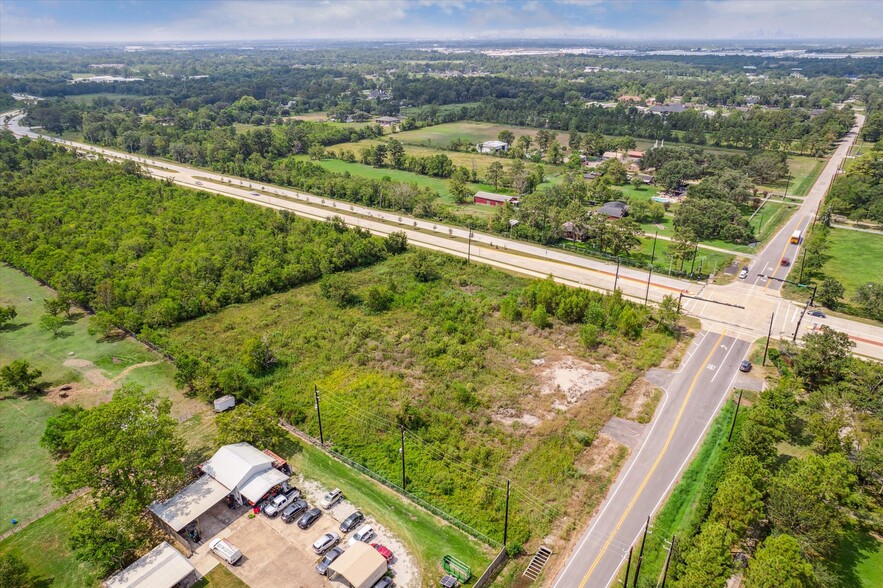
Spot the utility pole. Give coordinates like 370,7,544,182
782,172,791,201
728,389,743,442
689,243,699,275
632,516,650,588
503,480,510,547
622,546,633,587
314,385,324,445
677,292,682,314
614,258,621,291
649,231,659,268
400,426,406,492
798,247,808,284
644,266,653,305
467,230,473,263
660,536,677,588
792,283,818,343
763,312,775,366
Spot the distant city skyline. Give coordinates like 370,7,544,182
1,0,882,44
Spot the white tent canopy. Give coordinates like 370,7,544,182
149,475,229,532
238,467,289,504
104,542,194,588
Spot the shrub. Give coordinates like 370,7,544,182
530,305,551,329
580,323,602,349
320,274,357,307
364,285,394,313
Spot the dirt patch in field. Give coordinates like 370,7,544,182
620,378,661,422
493,409,542,428
575,433,623,477
44,358,163,407
538,357,611,408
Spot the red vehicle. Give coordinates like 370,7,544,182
780,257,791,266
372,543,394,563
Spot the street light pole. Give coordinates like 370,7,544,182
614,258,621,291
466,229,473,263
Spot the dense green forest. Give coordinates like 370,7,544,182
651,328,883,588
0,132,403,334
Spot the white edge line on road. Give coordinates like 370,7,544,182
603,339,745,588
552,331,712,588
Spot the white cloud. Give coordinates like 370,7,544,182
0,0,881,43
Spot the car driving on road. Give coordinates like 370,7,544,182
807,310,827,318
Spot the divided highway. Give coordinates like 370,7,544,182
4,111,882,588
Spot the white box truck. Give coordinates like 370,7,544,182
209,538,242,565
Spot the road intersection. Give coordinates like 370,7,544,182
4,111,881,587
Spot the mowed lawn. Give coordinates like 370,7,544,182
0,397,60,530
327,138,562,180
0,264,217,530
758,155,825,197
819,228,883,297
0,499,100,587
294,155,456,197
391,121,576,149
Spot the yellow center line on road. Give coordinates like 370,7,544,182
765,217,809,289
577,330,727,588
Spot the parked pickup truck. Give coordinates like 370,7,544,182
209,538,242,565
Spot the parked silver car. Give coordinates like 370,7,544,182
313,532,341,555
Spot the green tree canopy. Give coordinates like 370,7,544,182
743,534,815,588
216,403,287,453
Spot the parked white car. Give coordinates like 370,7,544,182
348,524,375,546
319,488,343,510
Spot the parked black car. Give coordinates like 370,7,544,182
297,507,322,530
316,546,344,575
339,511,364,533
739,360,752,372
281,499,309,524
372,577,394,588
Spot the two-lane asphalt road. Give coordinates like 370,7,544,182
553,331,749,588
745,115,864,290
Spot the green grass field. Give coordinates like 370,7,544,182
818,228,883,298
0,264,215,530
290,439,493,585
0,397,60,530
0,499,100,587
831,527,883,588
758,156,825,197
62,92,139,104
192,565,249,588
294,155,460,202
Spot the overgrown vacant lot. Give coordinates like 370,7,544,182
163,251,680,550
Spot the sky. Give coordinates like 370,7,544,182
1,0,881,44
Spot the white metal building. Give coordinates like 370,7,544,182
104,542,195,588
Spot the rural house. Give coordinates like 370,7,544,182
375,116,402,127
476,140,509,154
597,201,629,219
